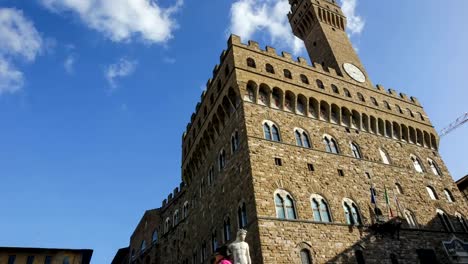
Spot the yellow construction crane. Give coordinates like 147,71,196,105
440,112,468,137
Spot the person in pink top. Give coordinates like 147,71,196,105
212,245,232,264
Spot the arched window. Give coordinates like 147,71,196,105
370,97,379,106
357,93,365,102
218,149,226,171
231,131,240,153
266,63,275,74
63,257,70,264
223,217,232,242
404,210,417,228
444,189,455,203
284,69,292,79
343,88,351,98
323,135,339,154
437,209,454,232
275,190,297,219
407,108,415,118
455,213,468,232
140,240,146,252
426,186,438,200
183,201,189,218
295,128,311,148
246,82,256,102
152,229,158,243
164,218,170,233
258,85,270,106
419,112,425,121
300,249,313,264
383,101,391,110
300,74,309,84
173,210,180,226
316,79,324,89
396,105,403,114
331,84,339,94
395,183,403,195
411,155,424,173
343,199,362,225
351,142,362,159
211,229,218,252
263,121,281,142
246,58,256,68
379,148,391,164
238,202,248,228
428,159,441,176
311,195,331,222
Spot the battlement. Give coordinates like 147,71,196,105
161,182,185,209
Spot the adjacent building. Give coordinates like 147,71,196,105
456,175,468,202
0,247,93,264
116,0,468,263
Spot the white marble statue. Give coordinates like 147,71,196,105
229,229,252,264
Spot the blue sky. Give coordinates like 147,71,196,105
0,0,467,263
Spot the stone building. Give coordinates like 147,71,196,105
456,175,468,202
0,247,93,264
117,0,468,263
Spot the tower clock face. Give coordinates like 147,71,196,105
343,63,366,83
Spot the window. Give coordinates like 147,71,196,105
274,157,282,166
426,186,438,200
371,97,379,106
437,209,454,232
246,58,256,68
208,166,214,185
404,210,417,228
407,108,415,118
140,240,147,252
419,112,425,121
316,79,324,89
266,63,275,74
246,82,256,102
411,155,424,173
152,229,158,243
300,74,309,84
283,69,292,79
44,256,52,264
173,210,180,226
395,183,403,195
379,148,391,164
323,135,339,154
355,250,365,264
383,101,391,110
8,256,15,264
211,230,218,252
300,249,313,264
165,218,170,233
456,213,468,232
428,159,441,176
396,105,403,114
343,199,362,225
357,93,365,102
63,257,70,264
224,217,232,242
331,84,339,94
201,241,207,261
231,131,240,153
27,256,34,264
238,202,248,228
343,88,351,97
307,163,315,172
311,195,331,222
183,201,189,218
295,128,311,148
218,149,226,171
444,189,455,203
337,169,345,176
351,142,362,159
390,253,399,264
263,121,281,142
275,190,297,220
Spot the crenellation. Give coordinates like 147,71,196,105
248,40,260,50
281,51,292,60
265,46,276,55
212,64,219,77
297,56,308,65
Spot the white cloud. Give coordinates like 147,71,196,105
229,0,365,54
40,0,183,44
230,0,304,55
0,8,43,95
64,54,75,74
340,0,365,35
0,57,24,95
105,58,137,89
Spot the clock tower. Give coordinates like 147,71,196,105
288,0,370,85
